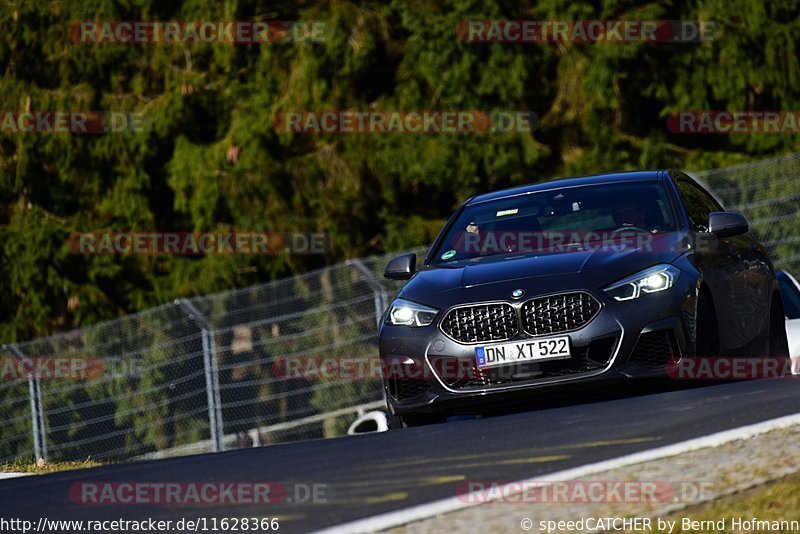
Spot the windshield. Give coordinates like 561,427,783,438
431,181,677,264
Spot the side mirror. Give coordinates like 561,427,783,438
708,212,749,238
384,253,416,280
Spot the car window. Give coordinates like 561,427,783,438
777,272,800,319
677,179,720,232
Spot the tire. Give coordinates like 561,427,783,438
769,294,790,360
389,412,446,429
695,289,719,358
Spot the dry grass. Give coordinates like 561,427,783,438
1,457,104,474
631,471,800,533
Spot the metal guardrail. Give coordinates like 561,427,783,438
133,400,386,460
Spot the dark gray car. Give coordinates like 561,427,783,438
379,170,789,427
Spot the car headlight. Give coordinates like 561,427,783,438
386,298,439,327
603,264,681,302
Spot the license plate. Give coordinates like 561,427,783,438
475,336,571,368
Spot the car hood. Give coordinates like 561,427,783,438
400,232,688,308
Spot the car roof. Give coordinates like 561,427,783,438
467,170,665,205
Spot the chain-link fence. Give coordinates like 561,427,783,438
695,152,800,274
1,153,799,464
0,249,424,464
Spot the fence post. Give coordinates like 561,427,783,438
346,258,389,327
176,299,225,453
5,344,47,462
345,258,391,410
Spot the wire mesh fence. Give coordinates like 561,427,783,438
696,152,800,274
1,152,799,464
0,249,420,464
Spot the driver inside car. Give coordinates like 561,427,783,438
612,198,649,229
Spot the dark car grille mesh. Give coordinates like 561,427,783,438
630,331,678,369
384,361,431,402
521,292,601,336
440,303,518,343
388,377,430,402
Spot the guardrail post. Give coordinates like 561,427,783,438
5,344,47,462
345,259,391,409
176,299,225,453
346,259,389,327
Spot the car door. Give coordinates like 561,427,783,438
675,177,749,354
693,179,770,352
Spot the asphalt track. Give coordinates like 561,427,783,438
2,377,799,533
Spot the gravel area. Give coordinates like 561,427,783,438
388,424,800,533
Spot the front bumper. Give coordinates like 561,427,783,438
378,277,695,416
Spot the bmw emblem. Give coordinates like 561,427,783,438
511,289,525,299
